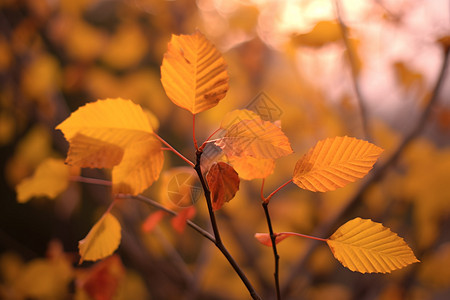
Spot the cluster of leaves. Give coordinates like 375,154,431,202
16,31,419,299
3,1,450,299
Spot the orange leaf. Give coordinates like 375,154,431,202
78,213,121,263
291,20,341,48
141,211,166,233
171,206,196,233
228,155,275,180
293,136,383,192
77,255,125,300
160,31,229,114
215,118,292,159
206,162,240,211
254,233,292,247
327,218,419,273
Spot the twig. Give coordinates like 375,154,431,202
70,176,112,186
335,0,371,141
281,44,450,297
118,194,215,243
194,150,262,300
262,201,281,300
153,133,195,167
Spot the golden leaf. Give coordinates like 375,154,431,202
79,213,121,263
293,136,383,192
327,218,419,273
216,118,292,159
56,98,163,195
291,20,341,48
206,162,240,211
112,136,164,195
160,31,229,114
16,158,70,203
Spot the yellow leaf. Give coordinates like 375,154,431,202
56,98,163,195
291,20,341,48
215,118,292,159
327,218,419,273
160,31,229,114
56,98,153,145
228,155,275,180
16,158,70,203
79,213,121,263
293,136,383,192
112,136,164,195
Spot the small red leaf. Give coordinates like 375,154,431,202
141,211,166,233
171,206,196,233
206,162,240,211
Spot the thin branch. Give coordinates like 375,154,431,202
70,176,112,186
194,150,262,300
199,127,222,151
282,45,450,297
153,132,195,167
262,201,281,300
118,194,215,243
335,0,371,141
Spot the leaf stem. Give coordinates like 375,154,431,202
194,149,262,300
153,133,195,167
278,232,328,243
198,127,222,151
193,114,199,150
262,201,281,300
265,179,293,203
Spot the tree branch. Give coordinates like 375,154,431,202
335,0,371,140
194,150,262,300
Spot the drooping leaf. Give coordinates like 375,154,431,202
215,118,292,159
79,213,121,263
254,233,292,247
171,206,196,233
16,158,70,203
327,218,419,273
228,155,275,180
293,136,383,192
112,136,164,195
206,162,240,211
56,98,164,195
160,31,229,114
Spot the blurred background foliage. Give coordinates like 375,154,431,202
1,0,450,299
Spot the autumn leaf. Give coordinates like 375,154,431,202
16,158,70,203
293,136,383,192
79,213,121,263
171,206,196,233
77,255,125,300
56,98,163,195
160,31,229,114
141,211,166,233
254,233,292,247
220,109,260,129
206,162,240,211
327,218,419,273
215,117,292,159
